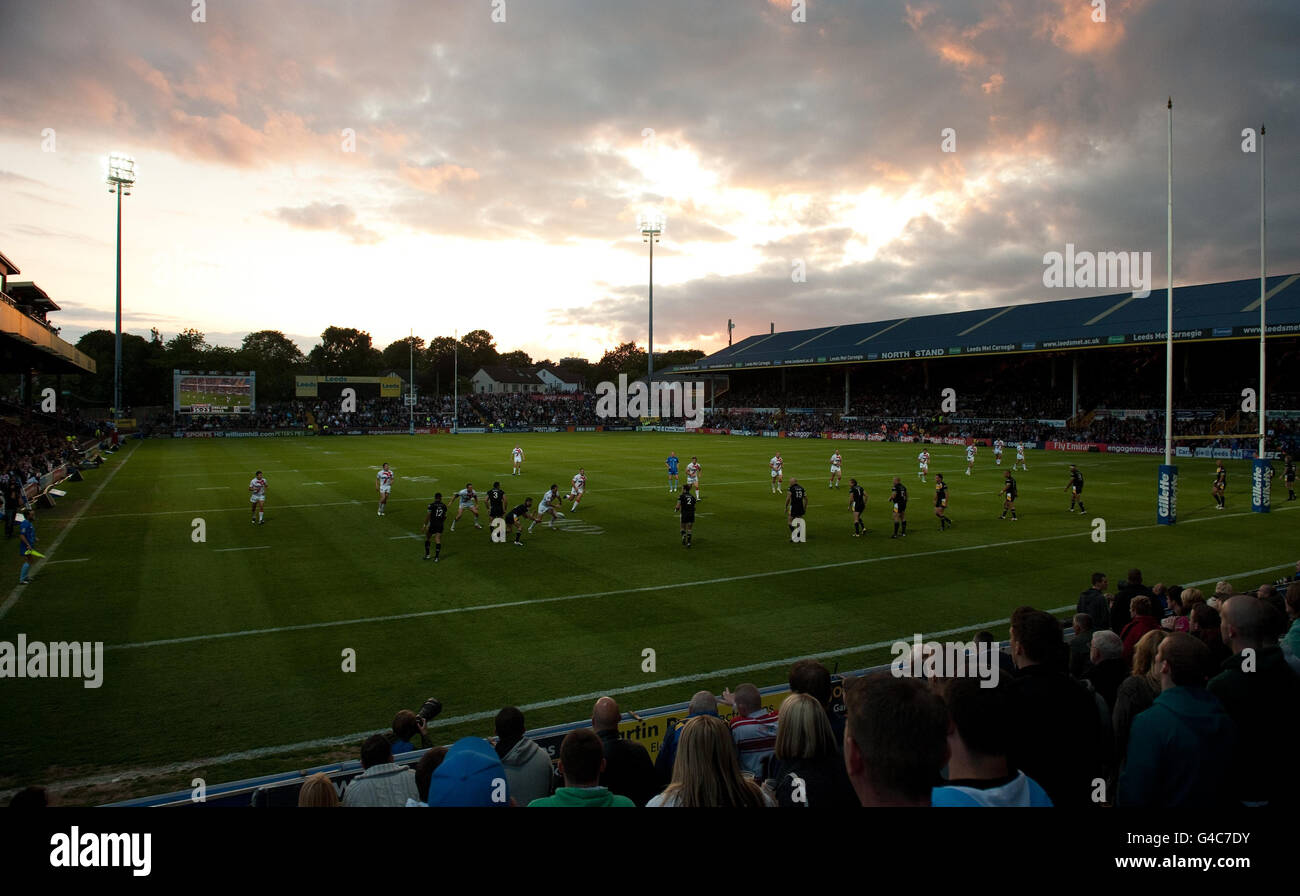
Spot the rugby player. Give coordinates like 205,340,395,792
376,462,394,516
889,476,908,539
675,484,697,547
423,492,448,561
829,451,843,489
249,470,268,524
1000,471,1018,521
848,478,867,537
1066,465,1087,514
786,477,808,537
450,482,483,531
934,473,952,531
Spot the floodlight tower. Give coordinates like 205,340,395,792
106,153,137,420
637,209,665,400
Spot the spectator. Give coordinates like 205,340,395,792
528,730,634,807
1077,572,1110,631
8,785,47,808
654,691,718,783
1191,604,1230,667
1068,614,1094,678
974,630,1017,680
1116,568,1159,622
494,706,553,807
647,715,770,807
1209,595,1300,806
720,683,779,778
1112,629,1167,780
1283,583,1300,672
386,709,431,754
590,697,660,806
342,735,419,807
1119,595,1161,664
1161,586,1190,631
932,677,1053,807
1005,606,1104,807
788,658,846,745
842,673,948,807
428,737,511,807
412,746,448,804
766,693,857,807
1118,633,1237,807
297,772,340,807
1086,630,1127,712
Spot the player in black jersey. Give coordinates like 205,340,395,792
786,479,808,537
1066,465,1086,513
486,481,507,521
889,476,908,538
934,473,952,531
848,479,867,536
675,484,697,547
1285,456,1296,501
423,493,448,561
1000,471,1018,520
1211,462,1226,509
503,497,540,545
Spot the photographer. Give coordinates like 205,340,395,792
385,698,441,754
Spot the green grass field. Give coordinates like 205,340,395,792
0,433,1293,803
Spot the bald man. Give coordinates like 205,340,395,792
591,696,661,806
1208,596,1300,806
655,690,719,782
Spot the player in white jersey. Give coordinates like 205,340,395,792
375,462,394,516
993,439,1005,466
965,443,977,476
450,482,483,531
512,445,525,476
686,457,702,499
1014,442,1028,471
829,451,843,488
567,468,587,512
530,484,566,530
249,470,268,524
770,453,784,494
917,450,931,481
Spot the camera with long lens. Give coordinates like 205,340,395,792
416,697,443,726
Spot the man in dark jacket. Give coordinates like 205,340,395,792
1006,606,1104,807
1077,572,1111,632
1113,568,1156,632
592,696,661,806
1119,633,1236,806
1209,596,1300,806
654,690,719,782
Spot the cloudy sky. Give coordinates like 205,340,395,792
0,0,1295,362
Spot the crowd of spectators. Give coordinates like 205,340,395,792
276,564,1298,809
150,386,1298,453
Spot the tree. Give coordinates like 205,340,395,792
307,326,383,375
458,329,499,374
426,336,458,395
381,336,426,375
75,330,165,408
596,341,648,384
239,330,307,403
499,349,532,367
162,328,210,372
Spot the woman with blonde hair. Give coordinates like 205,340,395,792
647,715,772,807
297,772,340,807
766,693,857,807
1112,628,1167,777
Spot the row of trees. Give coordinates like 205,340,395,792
66,327,704,409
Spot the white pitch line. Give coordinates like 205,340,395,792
214,546,271,553
0,442,138,621
105,510,1293,652
32,557,1289,795
44,558,91,565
